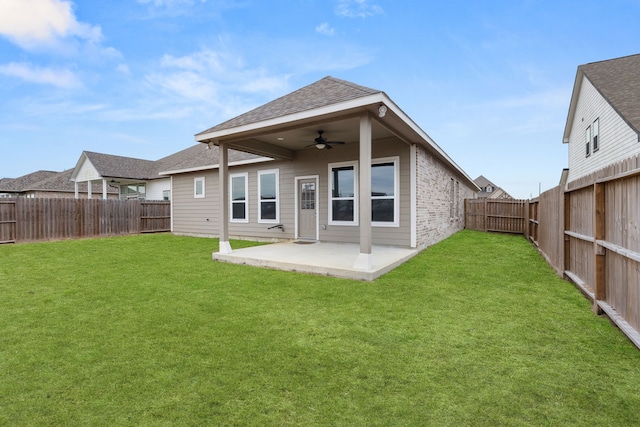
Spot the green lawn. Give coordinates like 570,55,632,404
1,230,639,426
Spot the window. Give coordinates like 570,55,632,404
329,161,358,225
258,169,279,223
585,126,591,157
486,185,493,193
230,173,248,222
120,183,146,200
455,181,460,218
450,178,455,218
371,158,399,226
194,177,205,198
163,190,170,201
593,118,599,152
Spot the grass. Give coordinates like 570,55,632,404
1,230,639,426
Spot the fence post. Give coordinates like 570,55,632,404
483,198,488,232
563,191,571,278
593,182,606,314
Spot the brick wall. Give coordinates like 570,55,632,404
416,146,475,249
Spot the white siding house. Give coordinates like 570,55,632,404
564,54,640,184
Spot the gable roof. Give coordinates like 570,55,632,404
474,175,513,199
563,54,640,143
474,175,495,189
196,76,479,190
197,77,381,136
81,151,160,181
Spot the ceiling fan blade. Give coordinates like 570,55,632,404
327,140,345,145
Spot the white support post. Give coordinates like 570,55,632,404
74,181,79,199
354,114,373,270
87,180,92,199
102,178,107,199
218,143,232,254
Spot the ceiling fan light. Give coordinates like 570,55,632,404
315,143,326,149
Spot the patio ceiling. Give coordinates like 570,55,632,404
196,101,413,161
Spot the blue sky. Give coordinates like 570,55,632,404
1,0,639,198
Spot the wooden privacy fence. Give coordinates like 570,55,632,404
464,199,528,235
466,159,640,350
0,198,170,244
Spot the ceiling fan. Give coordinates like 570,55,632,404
309,130,345,150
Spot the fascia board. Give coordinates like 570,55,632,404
158,156,273,176
563,70,583,144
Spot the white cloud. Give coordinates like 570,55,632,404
335,0,383,18
116,64,131,75
315,22,335,36
145,70,219,102
0,0,103,49
0,62,81,88
160,50,224,73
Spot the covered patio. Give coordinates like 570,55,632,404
212,240,420,281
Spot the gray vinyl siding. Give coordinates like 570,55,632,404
171,137,473,248
171,171,219,237
171,137,413,246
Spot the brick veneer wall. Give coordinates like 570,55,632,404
415,145,476,249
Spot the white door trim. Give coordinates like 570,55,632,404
294,175,319,240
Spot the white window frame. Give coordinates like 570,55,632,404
371,156,400,228
163,190,170,201
230,172,249,223
585,125,591,158
194,177,205,198
592,118,599,152
258,169,279,223
328,161,358,226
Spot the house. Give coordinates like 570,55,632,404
68,144,257,200
563,54,640,184
163,76,478,268
0,169,115,199
474,175,513,199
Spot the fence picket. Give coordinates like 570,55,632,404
0,199,170,244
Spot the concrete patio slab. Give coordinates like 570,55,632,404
211,241,420,281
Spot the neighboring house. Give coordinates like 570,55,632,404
163,76,478,263
474,175,513,199
69,144,246,200
0,169,115,198
563,54,640,184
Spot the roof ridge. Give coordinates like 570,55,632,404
581,53,640,68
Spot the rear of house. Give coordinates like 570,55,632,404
165,76,476,251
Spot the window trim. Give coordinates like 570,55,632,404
328,161,359,226
585,125,591,158
257,169,279,224
371,156,400,228
230,172,249,223
194,177,205,199
592,118,599,152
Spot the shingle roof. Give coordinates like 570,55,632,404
32,169,117,194
196,76,382,135
82,144,266,179
83,151,160,180
0,170,59,192
579,54,640,134
0,169,117,194
164,144,263,171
